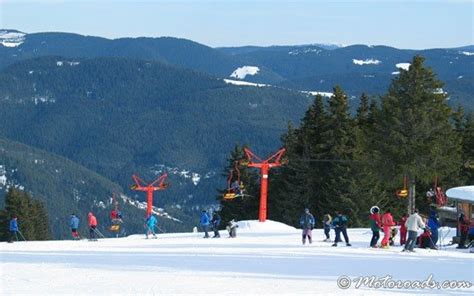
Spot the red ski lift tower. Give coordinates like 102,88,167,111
243,147,286,222
131,173,168,217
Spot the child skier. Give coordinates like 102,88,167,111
299,208,315,245
398,214,408,245
369,206,381,248
70,213,80,240
227,219,238,238
322,214,332,242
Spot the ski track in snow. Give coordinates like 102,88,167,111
1,221,472,295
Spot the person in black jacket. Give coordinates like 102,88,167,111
211,212,221,238
332,211,351,247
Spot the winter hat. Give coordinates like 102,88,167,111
370,206,380,214
304,208,309,213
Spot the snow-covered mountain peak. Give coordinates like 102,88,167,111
0,30,26,47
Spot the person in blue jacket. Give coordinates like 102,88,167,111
427,211,440,248
200,210,210,238
9,215,19,242
70,213,80,240
332,211,351,247
145,214,157,239
299,208,315,245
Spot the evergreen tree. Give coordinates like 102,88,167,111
31,199,51,240
269,95,331,226
0,187,51,241
459,112,474,184
372,55,462,212
315,86,356,218
350,94,390,226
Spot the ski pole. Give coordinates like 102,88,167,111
93,228,106,238
17,230,27,242
155,225,166,233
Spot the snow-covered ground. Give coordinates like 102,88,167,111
229,66,260,79
1,221,472,295
223,79,268,87
353,59,381,65
0,30,26,47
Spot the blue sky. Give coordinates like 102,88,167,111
1,0,472,49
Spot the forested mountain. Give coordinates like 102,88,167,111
1,30,473,109
0,30,243,77
218,44,474,109
0,137,192,239
0,56,312,235
0,29,472,237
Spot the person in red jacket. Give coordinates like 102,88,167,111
398,214,408,245
88,212,98,240
381,209,395,248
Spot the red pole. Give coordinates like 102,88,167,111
147,187,153,217
259,165,269,222
243,147,286,223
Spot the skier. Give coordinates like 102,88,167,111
211,212,221,238
381,209,395,248
8,215,19,242
398,214,408,245
70,213,80,240
227,219,238,238
457,212,469,249
88,212,98,241
322,214,332,242
403,209,425,252
110,209,118,220
299,208,315,245
418,227,435,249
389,227,398,246
200,210,210,238
145,214,157,239
332,211,351,247
369,206,381,248
427,211,440,248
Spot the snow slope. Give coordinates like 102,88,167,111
0,30,26,47
352,59,381,65
230,66,260,79
1,221,472,295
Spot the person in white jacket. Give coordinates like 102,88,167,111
403,209,426,252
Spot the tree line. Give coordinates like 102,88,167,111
0,188,50,241
218,56,474,228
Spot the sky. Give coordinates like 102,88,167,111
0,0,473,49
